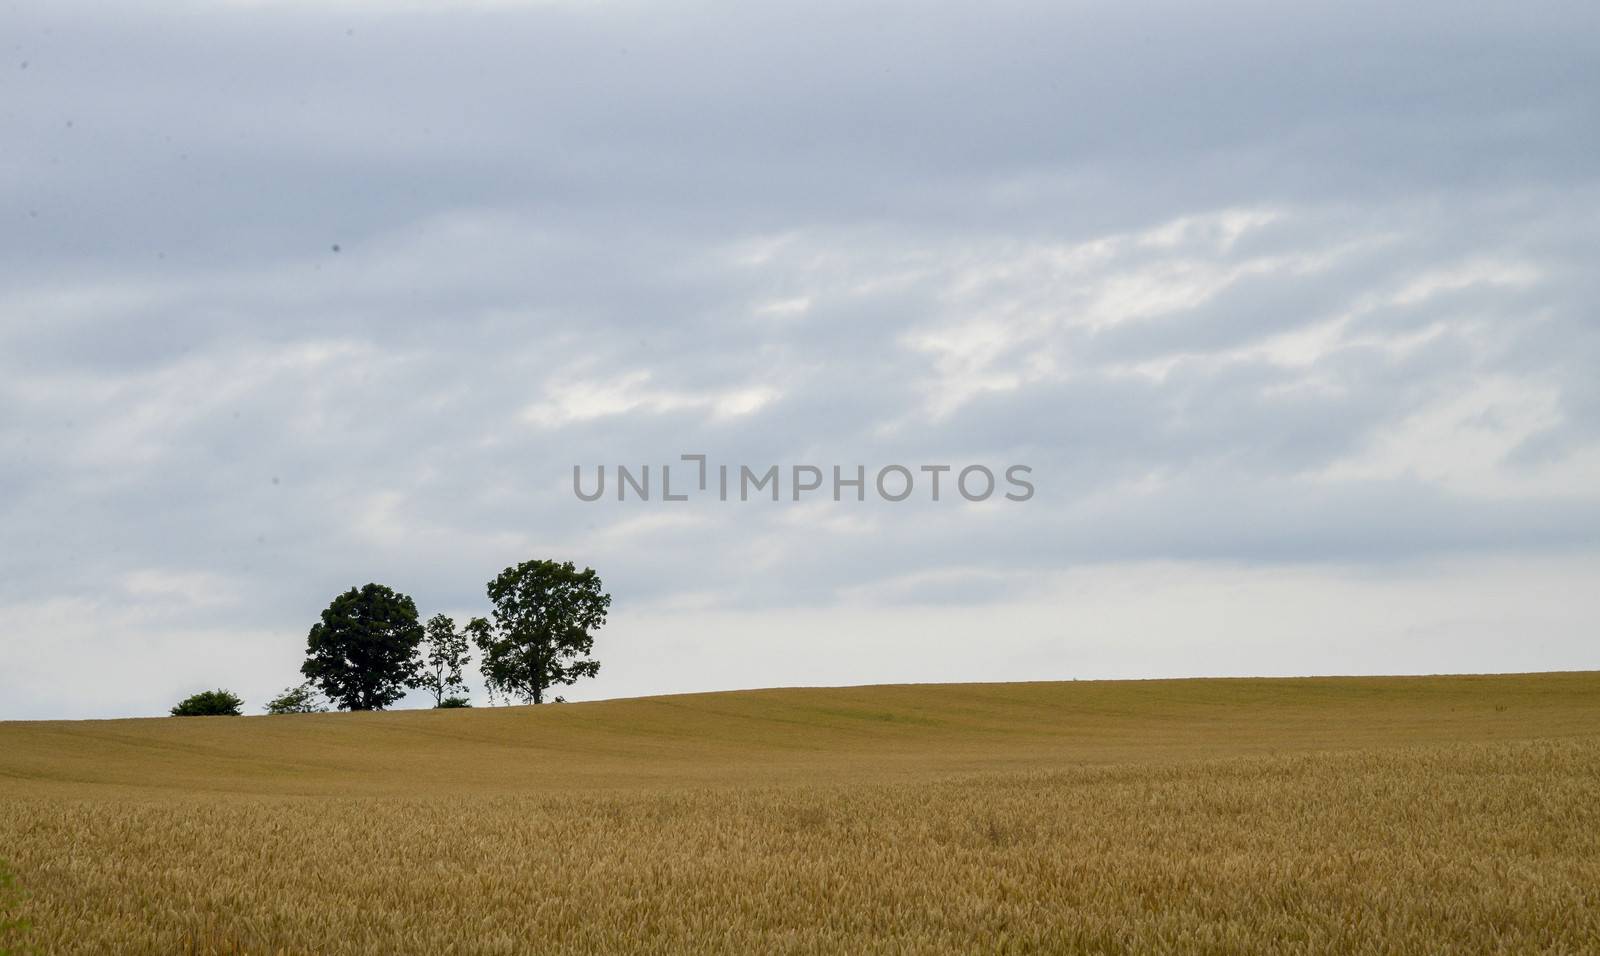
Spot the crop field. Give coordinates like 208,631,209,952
2,672,1599,954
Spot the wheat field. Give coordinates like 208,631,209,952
2,673,1598,954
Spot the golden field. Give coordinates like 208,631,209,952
2,672,1598,954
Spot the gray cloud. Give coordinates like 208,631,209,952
2,0,1597,717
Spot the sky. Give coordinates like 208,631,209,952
3,0,1598,719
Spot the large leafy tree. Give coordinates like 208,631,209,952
301,583,424,711
469,560,608,705
414,613,471,706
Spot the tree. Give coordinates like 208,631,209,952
414,613,471,706
301,583,424,711
264,682,327,715
170,689,243,716
469,559,608,705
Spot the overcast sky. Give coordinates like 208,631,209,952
4,0,1598,719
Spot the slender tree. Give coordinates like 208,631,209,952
415,613,471,706
469,560,608,705
301,583,424,711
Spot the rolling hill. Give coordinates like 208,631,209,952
3,671,1596,797
2,672,1598,954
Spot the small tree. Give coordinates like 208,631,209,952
170,689,244,716
301,583,424,711
264,682,328,715
414,613,471,706
437,696,472,709
469,559,608,705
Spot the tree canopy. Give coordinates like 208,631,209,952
469,559,608,705
301,583,424,711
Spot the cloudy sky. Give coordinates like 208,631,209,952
4,0,1597,719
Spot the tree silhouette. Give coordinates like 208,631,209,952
469,560,608,705
415,613,471,706
301,583,423,711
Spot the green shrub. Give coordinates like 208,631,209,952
170,689,244,717
436,696,472,709
264,683,327,715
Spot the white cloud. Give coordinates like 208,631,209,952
521,373,779,427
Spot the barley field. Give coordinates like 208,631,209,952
2,673,1598,954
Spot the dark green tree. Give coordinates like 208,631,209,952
469,559,608,705
301,583,424,711
170,689,244,716
414,613,471,706
263,682,328,715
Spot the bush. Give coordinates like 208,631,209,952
436,696,472,709
169,689,243,717
264,683,327,715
